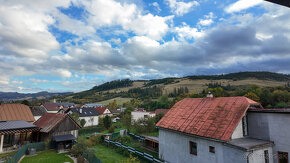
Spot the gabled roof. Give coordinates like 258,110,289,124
0,104,35,122
30,106,47,116
42,103,59,111
34,113,81,133
95,106,110,114
156,97,258,141
83,103,103,107
0,120,39,134
68,107,99,117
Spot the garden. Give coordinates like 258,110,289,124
20,150,73,163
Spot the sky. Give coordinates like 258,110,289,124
0,0,289,93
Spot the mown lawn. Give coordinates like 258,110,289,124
21,150,73,163
93,144,128,163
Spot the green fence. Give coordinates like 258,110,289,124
104,139,163,163
7,142,46,163
79,126,104,136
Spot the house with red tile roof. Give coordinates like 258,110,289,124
94,106,112,117
156,96,275,163
34,113,81,151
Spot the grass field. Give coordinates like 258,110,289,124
20,150,73,163
93,144,129,163
99,97,132,105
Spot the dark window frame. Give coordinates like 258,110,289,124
189,141,197,155
209,146,215,153
242,115,248,136
278,151,288,163
264,150,269,163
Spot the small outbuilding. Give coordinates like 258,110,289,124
34,113,81,151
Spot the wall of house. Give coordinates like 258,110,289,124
159,128,248,163
247,146,273,163
131,111,151,121
34,116,41,121
80,116,99,127
231,119,244,139
248,112,290,163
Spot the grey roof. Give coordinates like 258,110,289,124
68,107,99,117
30,106,47,116
228,138,274,150
57,102,76,108
0,120,37,131
53,134,76,142
83,103,103,107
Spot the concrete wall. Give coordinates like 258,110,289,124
231,119,244,139
248,112,290,163
80,116,99,127
248,146,273,163
159,129,248,163
131,111,151,121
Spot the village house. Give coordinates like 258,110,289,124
95,106,112,117
42,102,76,113
66,107,99,127
34,113,81,151
30,106,47,121
131,108,169,122
82,103,103,108
156,96,276,163
0,104,38,153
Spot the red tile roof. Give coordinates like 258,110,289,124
95,106,110,114
42,103,59,111
0,104,35,122
156,97,258,141
34,113,81,133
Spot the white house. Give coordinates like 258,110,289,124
157,97,275,163
131,108,155,121
95,106,112,117
66,107,99,127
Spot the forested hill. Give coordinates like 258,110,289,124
186,71,290,81
0,91,72,101
55,71,290,105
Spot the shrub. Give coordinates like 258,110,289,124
88,135,103,147
108,126,115,133
113,135,132,144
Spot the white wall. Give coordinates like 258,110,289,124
80,116,99,127
131,111,151,121
159,128,273,163
248,147,273,163
248,112,290,163
34,116,41,121
231,119,244,139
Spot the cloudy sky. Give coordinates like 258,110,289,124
0,0,289,93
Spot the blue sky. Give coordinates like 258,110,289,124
0,0,289,93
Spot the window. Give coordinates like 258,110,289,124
189,141,197,155
209,146,215,153
242,115,248,136
278,151,288,163
264,150,269,163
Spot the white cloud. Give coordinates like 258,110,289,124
198,12,215,26
124,14,174,40
225,0,263,13
152,2,161,13
54,12,95,37
84,0,138,27
198,19,214,26
175,23,204,40
11,81,23,84
54,69,72,78
166,0,199,16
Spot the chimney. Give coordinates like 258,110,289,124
80,108,82,114
207,91,213,98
